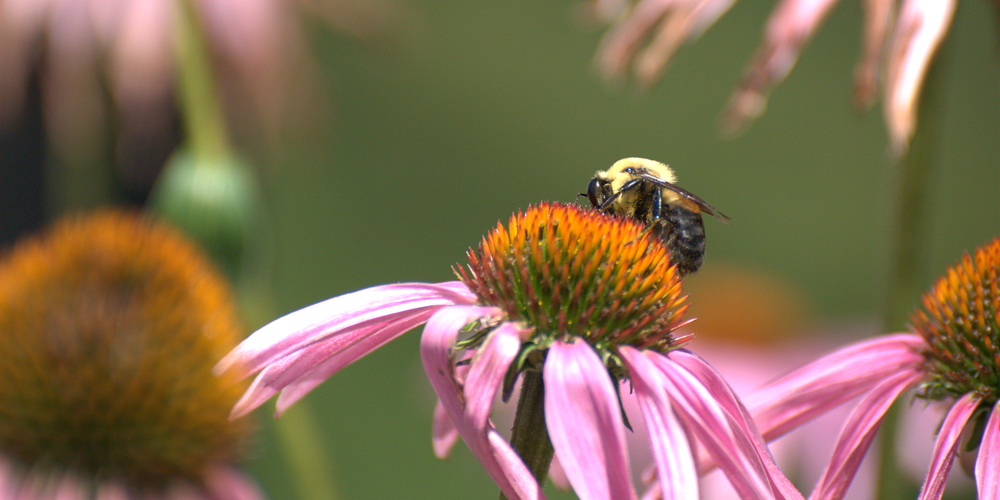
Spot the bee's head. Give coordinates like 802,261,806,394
586,172,615,209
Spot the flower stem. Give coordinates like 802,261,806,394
501,369,554,500
275,402,342,500
878,24,952,500
172,0,230,161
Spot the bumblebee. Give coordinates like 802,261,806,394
586,158,730,276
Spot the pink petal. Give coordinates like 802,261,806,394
720,0,841,135
216,282,475,378
433,352,471,458
623,346,778,499
95,481,129,500
420,307,545,500
883,0,956,156
272,309,437,415
976,401,1000,498
548,454,570,490
432,400,460,459
809,367,925,500
744,334,926,441
853,0,893,110
619,347,699,500
917,392,981,500
595,0,735,84
229,308,437,418
633,0,737,86
545,338,637,500
669,350,804,500
203,465,267,500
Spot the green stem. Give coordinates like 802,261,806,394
877,21,952,500
501,370,553,500
274,402,342,500
172,0,230,161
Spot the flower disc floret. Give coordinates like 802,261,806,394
912,237,1000,402
456,202,689,352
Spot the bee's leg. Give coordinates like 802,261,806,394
598,178,644,211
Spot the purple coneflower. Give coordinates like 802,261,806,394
0,210,262,500
726,237,1000,500
586,0,955,154
217,202,802,500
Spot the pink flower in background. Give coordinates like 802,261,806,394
731,238,1000,500
586,0,956,154
0,0,401,169
217,202,803,500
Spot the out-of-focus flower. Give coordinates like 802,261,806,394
730,237,1000,500
0,0,401,174
217,202,803,500
587,0,956,154
0,210,262,499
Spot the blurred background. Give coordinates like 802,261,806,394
1,0,997,498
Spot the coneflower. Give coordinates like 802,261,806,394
0,210,261,500
735,237,1000,500
217,202,801,500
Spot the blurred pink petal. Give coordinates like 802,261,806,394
594,0,735,86
808,368,925,500
720,0,840,135
883,0,955,156
203,466,267,500
544,338,637,500
110,0,173,111
744,333,925,441
853,0,893,110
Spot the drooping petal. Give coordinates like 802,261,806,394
975,402,1000,498
433,399,460,459
433,352,471,458
853,0,893,110
272,309,437,415
809,367,925,500
744,333,926,441
720,0,841,135
229,308,437,418
545,338,637,500
626,346,780,500
917,392,980,500
594,0,736,86
216,282,475,377
667,349,804,500
619,347,698,500
883,0,956,156
420,307,545,500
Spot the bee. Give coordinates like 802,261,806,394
585,157,730,276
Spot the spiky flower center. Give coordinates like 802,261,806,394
912,237,1000,402
456,202,689,357
0,211,250,490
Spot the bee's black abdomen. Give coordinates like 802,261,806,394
664,205,706,276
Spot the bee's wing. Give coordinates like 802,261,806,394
636,171,731,224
